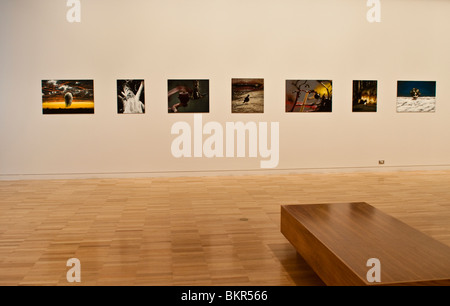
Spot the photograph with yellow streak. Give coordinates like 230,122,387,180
286,80,332,113
42,80,94,114
353,80,377,112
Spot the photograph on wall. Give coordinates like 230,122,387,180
168,79,209,113
117,79,145,114
232,78,264,113
286,80,332,112
352,80,378,112
42,80,94,114
397,81,436,113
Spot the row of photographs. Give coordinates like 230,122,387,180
41,79,437,115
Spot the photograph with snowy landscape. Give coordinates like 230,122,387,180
397,81,436,113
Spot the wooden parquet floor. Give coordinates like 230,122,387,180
0,171,449,286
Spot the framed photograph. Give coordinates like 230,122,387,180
231,78,264,113
168,79,209,113
117,79,145,114
286,80,332,112
353,80,378,112
397,81,436,113
42,80,94,114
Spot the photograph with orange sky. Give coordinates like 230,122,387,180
42,80,94,114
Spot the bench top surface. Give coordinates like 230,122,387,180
282,202,450,284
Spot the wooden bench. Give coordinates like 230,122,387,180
281,202,450,286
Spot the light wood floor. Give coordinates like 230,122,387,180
1,171,450,286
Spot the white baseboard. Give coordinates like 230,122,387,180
2,164,450,181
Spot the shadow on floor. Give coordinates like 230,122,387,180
268,243,325,286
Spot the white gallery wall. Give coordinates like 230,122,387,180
1,0,450,179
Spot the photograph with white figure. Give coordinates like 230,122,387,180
117,80,145,114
